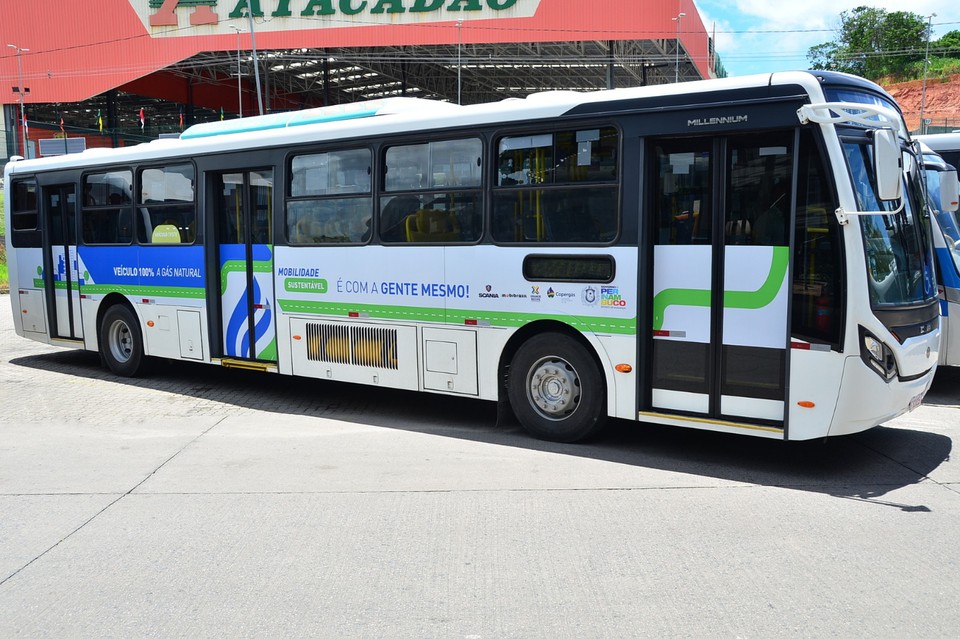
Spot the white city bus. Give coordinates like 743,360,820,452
918,132,960,170
4,71,940,442
916,140,960,365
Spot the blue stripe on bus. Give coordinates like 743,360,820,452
78,245,205,288
936,247,960,289
181,109,380,139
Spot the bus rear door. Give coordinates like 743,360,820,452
214,170,277,362
41,183,83,341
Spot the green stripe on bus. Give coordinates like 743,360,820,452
652,246,789,330
220,259,272,291
276,299,637,335
724,247,790,309
34,280,82,291
79,284,206,298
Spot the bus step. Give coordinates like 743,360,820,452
50,337,85,349
216,358,277,373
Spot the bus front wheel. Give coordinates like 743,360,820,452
99,305,146,377
507,333,607,443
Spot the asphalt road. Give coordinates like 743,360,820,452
0,293,958,638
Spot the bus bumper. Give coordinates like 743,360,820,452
828,356,935,437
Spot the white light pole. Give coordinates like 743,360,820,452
673,12,686,83
7,44,29,157
919,13,936,134
244,10,264,115
230,26,244,118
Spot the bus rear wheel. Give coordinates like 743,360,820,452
507,332,606,443
99,304,146,377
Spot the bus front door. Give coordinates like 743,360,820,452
215,170,277,362
647,134,791,431
41,184,83,341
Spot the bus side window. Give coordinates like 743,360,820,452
381,139,482,244
81,170,133,245
493,127,619,244
288,148,372,245
137,164,196,244
792,131,843,346
11,180,41,248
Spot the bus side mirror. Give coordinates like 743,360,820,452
941,169,960,213
874,129,903,201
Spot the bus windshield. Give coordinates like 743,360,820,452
843,141,936,307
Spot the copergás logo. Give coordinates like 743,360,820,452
138,0,540,33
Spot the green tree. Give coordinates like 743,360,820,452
933,30,960,57
808,6,928,79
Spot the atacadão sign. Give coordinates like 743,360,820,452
133,0,540,34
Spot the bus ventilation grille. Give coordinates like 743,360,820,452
305,323,399,370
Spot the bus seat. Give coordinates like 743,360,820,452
405,209,461,242
543,199,593,242
380,195,420,242
151,222,182,244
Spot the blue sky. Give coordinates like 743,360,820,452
694,0,960,77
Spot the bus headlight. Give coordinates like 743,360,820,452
859,326,898,381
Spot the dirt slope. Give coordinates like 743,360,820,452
884,75,960,132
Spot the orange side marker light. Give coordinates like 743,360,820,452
797,401,816,408
615,364,633,373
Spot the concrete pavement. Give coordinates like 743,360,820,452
0,293,958,638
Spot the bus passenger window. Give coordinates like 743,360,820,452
287,148,372,245
381,138,482,243
11,180,41,248
81,170,133,245
137,164,196,244
493,127,619,244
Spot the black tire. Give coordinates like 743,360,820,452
99,304,146,377
507,332,607,443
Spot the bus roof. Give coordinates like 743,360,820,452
5,70,851,178
916,132,960,152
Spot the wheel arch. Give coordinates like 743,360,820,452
95,293,140,342
498,319,609,404
95,293,145,362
